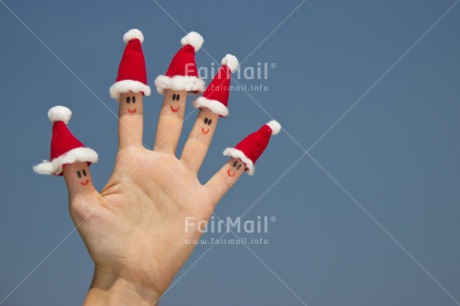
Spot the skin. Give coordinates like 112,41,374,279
154,89,188,153
181,108,219,172
62,91,247,305
63,162,95,196
63,162,98,225
118,91,144,149
227,159,246,178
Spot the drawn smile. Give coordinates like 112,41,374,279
170,105,180,112
80,179,90,186
128,108,137,113
227,169,236,177
201,127,210,134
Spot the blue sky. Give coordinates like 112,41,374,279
1,0,460,305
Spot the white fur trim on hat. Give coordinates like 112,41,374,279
266,120,281,135
223,148,255,176
221,54,239,72
193,96,229,117
123,29,144,44
154,75,205,95
33,147,98,176
110,80,151,101
180,32,204,52
48,106,72,124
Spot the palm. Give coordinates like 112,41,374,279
56,89,247,305
73,147,216,294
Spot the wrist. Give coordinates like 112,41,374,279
83,266,161,306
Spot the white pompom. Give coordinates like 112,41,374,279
181,31,204,52
123,29,144,44
33,161,53,175
266,120,281,135
48,106,72,124
221,54,239,72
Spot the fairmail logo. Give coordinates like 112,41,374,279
185,62,276,81
185,215,276,234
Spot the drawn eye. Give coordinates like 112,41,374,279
172,94,176,100
126,96,131,104
204,117,208,124
208,119,212,125
176,94,181,101
82,169,87,176
233,161,237,167
237,164,242,170
132,96,136,103
77,171,81,178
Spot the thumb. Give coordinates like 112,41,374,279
62,162,100,224
62,161,97,203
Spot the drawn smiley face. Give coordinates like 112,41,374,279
170,93,181,112
227,160,244,177
118,91,143,115
76,167,90,186
202,117,212,134
125,94,138,114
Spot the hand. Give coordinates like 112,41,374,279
64,90,245,305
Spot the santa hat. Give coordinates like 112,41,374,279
33,106,98,176
109,29,151,101
154,31,205,94
192,54,238,117
223,120,281,175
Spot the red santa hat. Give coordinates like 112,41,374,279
154,31,205,94
109,29,151,101
223,120,281,175
33,106,98,176
192,54,239,117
